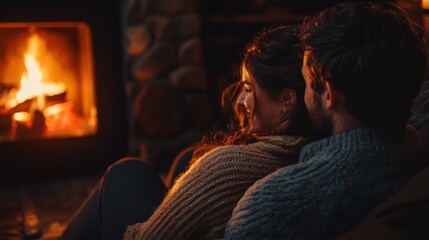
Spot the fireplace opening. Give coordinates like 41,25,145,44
0,22,97,141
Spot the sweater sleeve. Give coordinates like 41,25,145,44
123,144,290,240
225,160,324,240
410,80,429,139
225,157,335,240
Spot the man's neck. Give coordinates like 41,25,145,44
331,113,366,135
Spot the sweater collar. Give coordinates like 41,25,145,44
299,125,422,163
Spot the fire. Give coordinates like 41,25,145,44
2,32,82,137
44,101,82,133
13,111,32,123
0,23,97,140
7,34,65,109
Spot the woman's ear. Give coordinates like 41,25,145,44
281,89,297,113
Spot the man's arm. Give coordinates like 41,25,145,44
410,80,429,144
225,163,316,240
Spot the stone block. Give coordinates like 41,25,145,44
170,66,207,91
126,26,151,56
153,0,197,16
179,38,204,66
145,15,171,41
126,0,149,24
134,85,184,138
132,42,177,81
178,14,201,39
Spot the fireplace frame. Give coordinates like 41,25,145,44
0,0,129,183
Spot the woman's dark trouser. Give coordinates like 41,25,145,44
60,158,167,240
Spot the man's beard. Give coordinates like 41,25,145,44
309,93,333,138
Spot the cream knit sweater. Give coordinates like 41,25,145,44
123,135,310,240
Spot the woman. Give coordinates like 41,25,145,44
60,25,313,240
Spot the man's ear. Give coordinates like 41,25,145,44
324,82,342,109
281,89,297,112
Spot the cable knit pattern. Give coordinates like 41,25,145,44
225,125,427,240
411,80,429,147
122,135,311,240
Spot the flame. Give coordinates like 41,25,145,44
8,34,65,109
423,0,429,10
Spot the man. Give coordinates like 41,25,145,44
225,2,429,239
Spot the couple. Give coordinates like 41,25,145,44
61,2,429,239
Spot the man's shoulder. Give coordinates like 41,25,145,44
245,159,326,200
227,160,328,239
410,80,429,131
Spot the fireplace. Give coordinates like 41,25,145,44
0,22,96,140
0,0,129,183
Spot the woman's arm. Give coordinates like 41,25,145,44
123,145,286,240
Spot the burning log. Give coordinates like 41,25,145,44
7,98,34,113
14,112,32,137
4,90,68,114
31,110,46,135
46,91,67,105
13,110,46,137
0,112,12,136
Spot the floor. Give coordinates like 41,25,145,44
0,177,98,240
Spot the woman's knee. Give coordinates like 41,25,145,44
104,157,164,188
107,158,151,175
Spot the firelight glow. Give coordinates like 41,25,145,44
423,0,429,10
0,22,97,141
13,111,32,123
9,34,65,109
43,101,78,132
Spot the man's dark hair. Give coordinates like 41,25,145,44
301,2,428,128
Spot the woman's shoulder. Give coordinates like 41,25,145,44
213,134,312,153
248,134,313,155
195,135,312,167
257,135,313,147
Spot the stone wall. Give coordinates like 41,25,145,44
124,0,422,173
125,0,215,172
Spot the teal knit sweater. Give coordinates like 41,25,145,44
225,81,429,240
